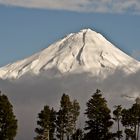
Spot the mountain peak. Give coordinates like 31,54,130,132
0,29,140,79
78,28,99,37
80,28,93,32
77,28,108,46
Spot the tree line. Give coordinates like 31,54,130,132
1,89,140,140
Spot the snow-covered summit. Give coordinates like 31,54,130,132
0,28,140,79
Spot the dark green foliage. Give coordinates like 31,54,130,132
121,108,135,139
56,109,65,140
113,105,123,140
71,128,83,140
0,91,18,140
33,90,140,140
121,98,140,140
56,94,80,140
35,105,56,140
84,89,113,140
71,100,80,133
129,98,140,140
124,129,135,140
56,94,72,140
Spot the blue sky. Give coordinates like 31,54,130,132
0,0,140,67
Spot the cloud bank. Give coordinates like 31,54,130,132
0,69,140,140
0,0,140,14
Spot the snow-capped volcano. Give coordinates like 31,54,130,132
0,28,140,79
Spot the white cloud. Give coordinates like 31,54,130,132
0,0,140,14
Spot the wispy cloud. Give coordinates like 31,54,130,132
0,0,140,14
132,50,140,60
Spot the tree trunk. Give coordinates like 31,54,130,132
67,135,69,140
62,132,64,140
118,119,120,140
48,130,49,140
137,123,140,140
60,131,64,140
135,125,137,140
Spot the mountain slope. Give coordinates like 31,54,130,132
0,28,140,79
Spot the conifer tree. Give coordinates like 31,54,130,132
56,109,65,140
56,94,72,140
121,98,140,140
71,100,80,134
56,94,80,140
71,128,83,140
131,98,140,140
113,105,123,140
0,91,18,140
84,89,113,140
35,105,56,140
121,108,133,139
